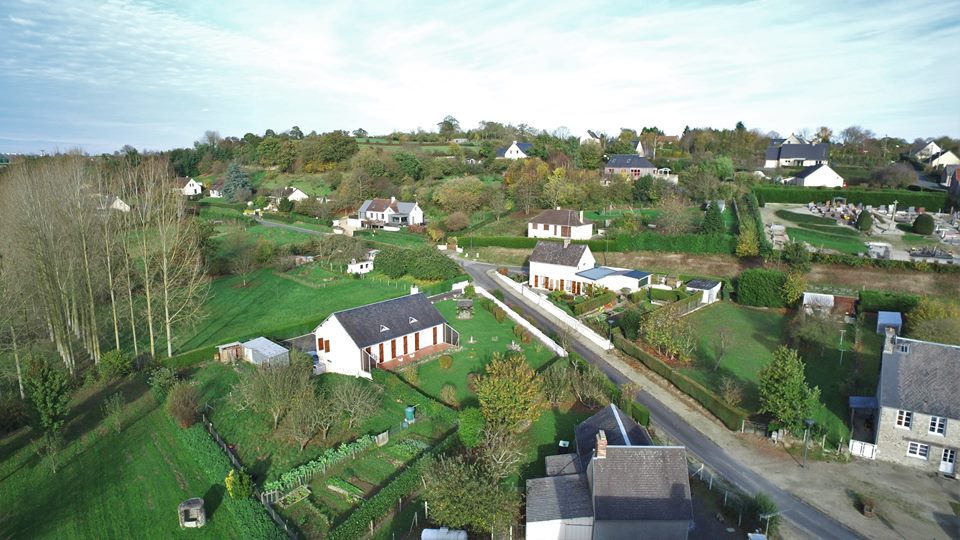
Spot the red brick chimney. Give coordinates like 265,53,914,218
595,430,607,459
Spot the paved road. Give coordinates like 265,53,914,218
456,257,864,540
255,217,329,236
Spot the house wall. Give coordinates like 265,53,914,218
504,143,527,159
525,518,593,540
916,143,940,161
408,205,424,225
798,168,844,188
931,152,960,168
594,273,647,294
592,520,689,540
313,316,368,379
288,190,309,202
604,166,655,179
875,405,960,472
528,223,593,240
368,324,442,363
347,261,373,274
529,254,597,295
688,284,721,304
182,180,203,196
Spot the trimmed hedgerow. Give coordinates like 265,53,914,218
753,186,951,212
573,291,617,315
736,269,787,308
858,290,920,314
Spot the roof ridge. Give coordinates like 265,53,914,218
610,404,631,446
332,292,421,318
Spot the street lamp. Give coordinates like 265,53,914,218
802,418,815,468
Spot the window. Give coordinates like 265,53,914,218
899,344,910,353
929,416,947,436
907,442,929,459
409,317,418,325
896,410,913,429
380,324,389,332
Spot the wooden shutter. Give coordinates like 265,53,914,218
403,335,408,355
415,332,420,351
391,340,396,358
432,327,438,345
560,279,565,291
324,341,330,353
317,337,324,351
379,343,384,362
534,275,539,287
561,226,571,237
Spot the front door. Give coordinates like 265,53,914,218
403,335,408,355
941,448,956,475
432,326,438,345
415,332,420,351
560,279,565,291
378,343,384,363
391,339,396,359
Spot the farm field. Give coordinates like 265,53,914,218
0,378,266,539
681,302,883,444
408,299,558,407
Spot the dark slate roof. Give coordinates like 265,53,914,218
496,142,534,157
776,143,829,161
575,404,652,468
332,294,446,349
591,446,694,522
685,279,720,290
769,138,786,147
795,163,829,179
525,474,594,522
545,454,581,476
879,338,960,419
605,154,655,169
529,209,590,227
529,241,589,267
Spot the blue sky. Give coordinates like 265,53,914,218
1,0,958,154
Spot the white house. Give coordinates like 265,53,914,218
914,141,942,161
96,194,131,213
357,197,424,227
685,279,722,305
927,150,960,169
790,164,845,188
526,404,694,540
763,141,830,169
496,141,533,159
208,179,224,198
528,241,650,295
279,186,310,202
176,177,203,196
346,258,373,275
217,337,290,366
312,293,459,379
528,208,594,240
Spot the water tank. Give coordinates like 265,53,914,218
405,405,416,423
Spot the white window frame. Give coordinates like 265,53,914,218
906,442,929,459
929,416,947,436
896,409,913,429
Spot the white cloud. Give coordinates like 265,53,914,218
8,15,36,26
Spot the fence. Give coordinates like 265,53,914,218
200,413,297,539
491,271,614,351
474,285,567,357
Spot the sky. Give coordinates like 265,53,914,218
1,0,959,154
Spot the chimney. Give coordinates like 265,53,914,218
390,196,396,203
563,238,571,248
579,210,584,223
595,430,607,459
883,327,897,354
410,286,419,296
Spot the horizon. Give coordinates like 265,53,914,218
2,0,959,154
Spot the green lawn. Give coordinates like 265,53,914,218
467,211,529,237
0,378,262,539
517,400,592,485
774,209,836,226
177,268,405,352
354,229,428,248
786,227,866,255
408,300,558,407
253,172,331,197
682,303,884,444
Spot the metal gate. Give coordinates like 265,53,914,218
849,439,877,459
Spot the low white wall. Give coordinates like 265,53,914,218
492,272,614,351
474,285,567,358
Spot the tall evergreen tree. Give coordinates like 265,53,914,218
699,202,724,235
222,162,252,202
757,346,820,431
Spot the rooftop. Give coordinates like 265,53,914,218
575,266,649,281
685,278,720,290
529,208,591,227
529,241,590,267
525,474,593,522
331,293,447,349
242,337,288,358
605,154,655,169
879,337,960,419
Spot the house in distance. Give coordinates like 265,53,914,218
356,196,424,228
528,241,650,295
496,140,533,159
528,208,594,240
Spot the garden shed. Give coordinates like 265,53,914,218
685,279,721,304
876,311,902,335
218,337,290,366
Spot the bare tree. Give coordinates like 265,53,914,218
280,389,325,452
713,327,731,371
655,193,693,235
330,377,383,429
232,362,313,430
478,424,525,480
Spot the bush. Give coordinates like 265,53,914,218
444,212,470,231
148,366,178,404
619,309,644,341
440,384,459,407
0,393,28,434
402,366,419,385
855,211,873,231
573,291,616,315
97,349,132,380
438,355,453,370
373,246,408,278
913,213,935,235
225,467,254,499
858,290,920,313
458,407,484,448
466,372,479,392
631,403,651,426
736,269,787,307
166,382,201,428
493,307,507,323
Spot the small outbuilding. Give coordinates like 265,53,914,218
685,279,722,305
456,299,474,319
876,311,903,335
346,258,374,274
218,337,290,366
178,498,206,528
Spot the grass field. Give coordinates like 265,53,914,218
409,300,558,407
354,229,428,248
682,303,884,443
467,211,529,237
253,172,331,197
0,378,261,539
177,268,406,352
774,209,836,226
786,227,866,254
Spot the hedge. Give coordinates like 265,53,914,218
809,252,960,273
736,269,787,307
327,431,457,540
743,193,773,255
613,233,737,255
753,185,952,212
858,290,920,313
195,199,248,211
612,330,746,430
650,288,689,302
421,274,470,297
573,291,617,315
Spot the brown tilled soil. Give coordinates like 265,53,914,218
476,247,960,297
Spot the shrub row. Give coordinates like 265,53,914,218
753,185,952,211
613,233,737,255
263,435,376,492
810,252,960,274
858,289,921,313
174,423,285,539
743,193,773,255
736,269,787,307
650,288,689,302
573,291,617,315
196,199,248,211
259,212,326,227
327,431,457,540
612,330,747,430
420,274,470,297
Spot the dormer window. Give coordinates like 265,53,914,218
380,325,389,332
409,317,418,325
899,344,910,354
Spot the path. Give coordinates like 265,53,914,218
455,256,864,540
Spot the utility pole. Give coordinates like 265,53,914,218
838,328,846,367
